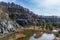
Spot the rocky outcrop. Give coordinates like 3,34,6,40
0,3,20,37
0,19,20,37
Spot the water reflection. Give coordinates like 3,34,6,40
29,33,55,40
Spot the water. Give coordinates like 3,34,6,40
29,33,55,40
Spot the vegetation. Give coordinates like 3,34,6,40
2,30,35,40
2,33,15,40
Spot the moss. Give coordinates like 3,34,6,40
2,33,15,40
19,30,35,40
2,30,35,40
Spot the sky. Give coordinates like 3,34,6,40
0,0,60,16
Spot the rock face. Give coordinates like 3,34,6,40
0,19,20,37
0,2,20,37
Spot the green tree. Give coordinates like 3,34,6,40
46,23,53,30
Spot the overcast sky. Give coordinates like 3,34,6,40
0,0,60,16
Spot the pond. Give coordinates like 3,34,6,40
29,33,55,40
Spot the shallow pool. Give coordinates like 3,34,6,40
29,33,55,40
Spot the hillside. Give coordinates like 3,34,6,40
0,2,60,27
0,2,60,39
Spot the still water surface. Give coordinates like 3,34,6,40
29,33,55,40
